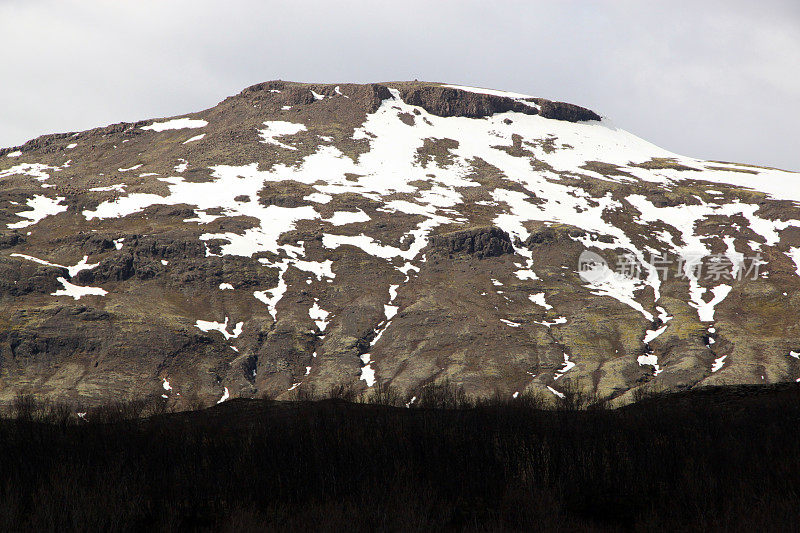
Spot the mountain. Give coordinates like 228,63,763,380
1,80,799,409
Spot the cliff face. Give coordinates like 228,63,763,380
1,80,799,408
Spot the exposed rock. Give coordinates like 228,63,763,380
399,86,537,118
0,233,25,249
535,99,601,122
428,226,514,258
523,225,587,248
0,258,67,297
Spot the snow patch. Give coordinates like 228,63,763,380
308,301,330,331
323,210,371,226
52,278,107,299
217,387,230,404
183,133,206,144
529,292,552,310
547,386,565,399
141,118,208,131
258,121,308,150
90,184,126,193
7,196,67,229
195,317,244,340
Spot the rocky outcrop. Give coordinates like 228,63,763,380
535,99,601,122
428,226,514,258
0,233,25,250
399,86,538,118
0,258,67,297
240,80,392,113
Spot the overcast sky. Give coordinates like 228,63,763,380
1,0,798,170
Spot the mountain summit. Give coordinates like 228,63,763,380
2,81,799,408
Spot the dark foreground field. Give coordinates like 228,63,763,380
1,384,799,532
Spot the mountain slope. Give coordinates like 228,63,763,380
1,80,799,407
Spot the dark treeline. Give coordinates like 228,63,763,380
1,382,799,531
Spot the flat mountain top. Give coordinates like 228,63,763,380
1,81,799,408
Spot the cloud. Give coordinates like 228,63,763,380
1,0,797,170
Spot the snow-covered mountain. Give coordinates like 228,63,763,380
1,81,799,407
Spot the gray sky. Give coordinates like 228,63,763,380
1,0,798,170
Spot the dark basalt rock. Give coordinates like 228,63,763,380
238,80,392,113
535,99,601,122
79,234,116,254
0,232,25,250
81,254,136,283
399,86,538,118
428,226,514,258
0,259,67,297
524,226,587,248
258,181,316,208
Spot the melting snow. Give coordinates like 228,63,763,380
141,118,208,131
554,353,576,379
324,210,371,226
254,260,289,319
637,354,663,375
534,317,567,328
787,247,800,277
7,195,67,229
643,324,669,344
195,317,244,340
693,285,732,322
308,301,330,331
529,293,552,310
216,387,230,404
360,354,376,387
711,355,727,373
0,162,59,182
183,133,206,144
90,184,127,193
579,260,654,321
440,84,534,100
258,121,308,150
304,192,332,204
515,269,539,280
11,253,98,277
52,278,107,299
294,259,335,280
